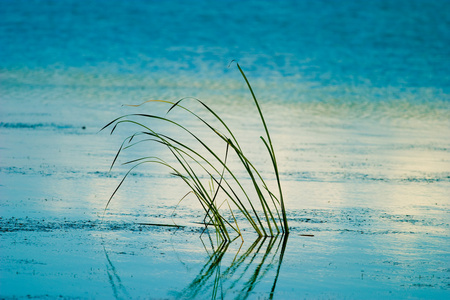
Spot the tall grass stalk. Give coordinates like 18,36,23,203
102,63,289,239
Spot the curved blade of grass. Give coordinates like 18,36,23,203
105,116,267,235
120,133,237,239
235,62,288,235
163,98,281,233
117,119,269,236
103,64,289,237
127,132,262,236
107,118,272,236
260,136,286,232
163,100,278,234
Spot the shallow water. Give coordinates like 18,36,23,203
1,0,450,299
1,94,449,298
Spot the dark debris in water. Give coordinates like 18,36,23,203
283,171,450,183
0,217,198,233
0,122,75,130
2,206,447,237
0,122,89,135
0,167,172,180
288,207,448,235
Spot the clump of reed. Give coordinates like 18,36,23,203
102,63,288,240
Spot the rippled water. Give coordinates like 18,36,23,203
1,0,449,299
2,0,450,87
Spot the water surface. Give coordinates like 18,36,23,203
1,0,449,298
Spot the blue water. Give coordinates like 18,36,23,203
1,0,449,94
1,1,450,299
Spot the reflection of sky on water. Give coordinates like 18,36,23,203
2,97,448,297
1,0,449,297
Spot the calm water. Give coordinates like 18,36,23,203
2,0,450,90
1,0,449,133
1,0,450,299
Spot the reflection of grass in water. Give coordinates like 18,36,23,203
177,234,288,300
102,63,288,240
102,233,288,299
103,246,131,300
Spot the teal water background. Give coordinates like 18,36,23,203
1,0,449,132
1,1,450,299
1,0,449,93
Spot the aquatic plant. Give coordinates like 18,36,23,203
102,63,288,240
